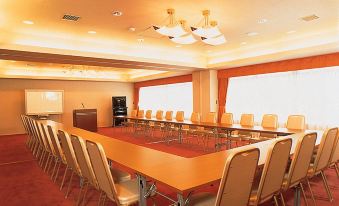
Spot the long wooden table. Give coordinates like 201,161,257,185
42,119,323,206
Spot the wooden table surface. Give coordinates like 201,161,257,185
42,120,323,194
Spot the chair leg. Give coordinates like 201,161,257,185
300,182,309,206
273,195,279,206
65,171,75,198
306,178,316,206
51,158,58,179
60,167,69,190
81,181,90,206
54,161,62,183
280,193,286,206
335,163,339,178
76,179,85,206
320,171,333,202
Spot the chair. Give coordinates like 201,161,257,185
143,110,153,136
251,114,278,143
149,110,164,138
122,109,137,133
306,128,338,204
230,114,254,146
196,112,217,150
86,140,139,206
183,112,200,144
169,111,185,139
329,130,339,178
215,113,234,150
70,134,131,205
58,129,82,197
134,110,145,135
190,148,260,206
249,138,292,206
286,115,305,131
281,132,317,206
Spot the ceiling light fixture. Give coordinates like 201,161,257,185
191,10,222,38
153,9,187,38
112,11,123,16
23,20,34,25
257,18,268,24
168,20,197,44
202,34,226,46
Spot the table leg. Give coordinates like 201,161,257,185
177,194,185,206
294,186,301,206
178,124,183,144
137,174,147,206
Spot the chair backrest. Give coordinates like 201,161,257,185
36,122,52,152
313,128,338,173
329,130,339,165
20,115,29,135
221,113,233,125
131,110,137,117
255,138,292,205
46,125,65,162
286,115,305,130
165,111,173,121
137,110,144,118
190,112,200,122
216,148,259,206
285,132,317,188
261,114,278,129
145,110,152,119
155,110,163,120
86,140,119,203
41,124,57,156
206,112,217,123
240,114,254,127
175,111,184,121
70,135,98,189
58,130,81,175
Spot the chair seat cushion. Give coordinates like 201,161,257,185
189,192,216,206
111,168,131,183
116,179,139,205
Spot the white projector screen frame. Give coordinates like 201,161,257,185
25,89,64,115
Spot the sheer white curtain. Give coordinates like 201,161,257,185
226,66,339,129
139,82,193,118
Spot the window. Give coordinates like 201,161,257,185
139,82,193,118
226,66,339,129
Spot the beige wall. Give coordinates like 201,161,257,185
0,78,133,135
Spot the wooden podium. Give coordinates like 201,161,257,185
73,109,97,132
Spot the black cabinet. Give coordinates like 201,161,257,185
112,96,127,126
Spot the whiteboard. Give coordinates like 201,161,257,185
25,90,64,115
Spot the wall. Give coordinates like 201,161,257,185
0,78,133,135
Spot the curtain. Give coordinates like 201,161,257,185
225,66,339,129
218,78,229,122
138,82,193,118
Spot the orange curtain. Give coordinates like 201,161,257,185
217,78,229,122
133,74,192,109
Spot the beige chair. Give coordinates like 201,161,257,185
249,138,292,206
281,132,317,206
70,134,131,205
58,129,82,198
36,122,54,169
86,140,139,206
183,112,200,144
196,112,217,150
122,109,137,133
286,115,306,131
230,114,254,146
220,113,233,125
40,124,60,174
134,110,145,135
306,128,338,204
145,110,152,119
149,110,164,137
175,111,184,122
170,111,185,138
251,114,278,143
216,113,234,150
329,130,339,178
190,148,260,206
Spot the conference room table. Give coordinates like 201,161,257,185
42,120,323,206
113,115,302,148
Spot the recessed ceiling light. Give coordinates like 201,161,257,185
23,20,34,25
88,31,97,34
112,11,123,16
128,27,136,32
258,18,268,24
247,32,258,36
175,45,182,48
286,30,296,34
240,42,247,45
137,38,144,43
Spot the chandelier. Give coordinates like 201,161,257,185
153,9,226,46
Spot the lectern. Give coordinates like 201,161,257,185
73,109,97,132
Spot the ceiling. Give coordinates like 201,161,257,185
0,0,338,81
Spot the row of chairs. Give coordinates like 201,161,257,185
21,115,139,206
191,127,339,206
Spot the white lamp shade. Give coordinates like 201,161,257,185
191,26,221,38
202,35,226,45
169,34,197,44
153,25,187,37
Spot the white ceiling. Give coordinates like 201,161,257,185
0,0,338,81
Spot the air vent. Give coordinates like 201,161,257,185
301,14,319,21
62,14,81,21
